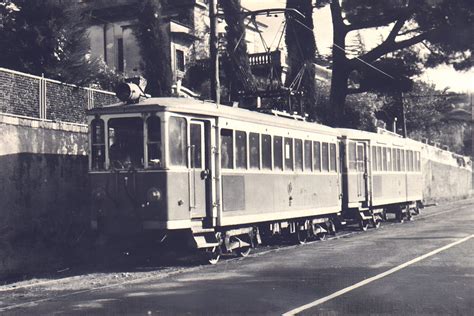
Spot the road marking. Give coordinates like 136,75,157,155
282,234,474,316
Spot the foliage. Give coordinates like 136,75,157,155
319,0,473,126
285,0,317,116
134,0,172,97
0,0,118,89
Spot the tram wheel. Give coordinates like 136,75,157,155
205,246,221,265
359,220,369,231
237,246,251,257
372,218,381,229
396,211,404,223
317,232,327,241
295,229,309,245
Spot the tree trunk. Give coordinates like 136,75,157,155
329,0,350,127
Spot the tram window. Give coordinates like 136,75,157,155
295,139,303,171
235,131,247,169
377,146,382,171
91,119,105,170
313,141,321,172
249,132,260,169
416,151,421,171
284,138,294,171
387,148,392,171
147,116,162,169
169,117,187,167
330,143,337,172
408,150,414,171
108,117,144,169
190,123,202,169
356,145,364,172
262,134,272,170
401,149,405,171
304,140,312,171
322,142,329,171
348,142,357,171
382,147,387,171
372,146,377,171
220,129,233,169
273,136,283,171
396,149,401,171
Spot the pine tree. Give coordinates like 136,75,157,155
133,0,173,97
285,0,318,116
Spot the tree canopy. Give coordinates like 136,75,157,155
0,0,119,88
322,0,473,126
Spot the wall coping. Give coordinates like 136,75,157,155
0,113,88,133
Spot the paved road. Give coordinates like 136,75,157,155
1,199,473,315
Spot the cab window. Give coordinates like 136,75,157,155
169,116,187,167
108,117,144,169
147,116,162,169
91,118,105,170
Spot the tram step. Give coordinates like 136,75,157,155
192,235,220,249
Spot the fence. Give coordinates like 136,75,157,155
0,67,118,124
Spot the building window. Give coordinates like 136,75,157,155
176,49,185,72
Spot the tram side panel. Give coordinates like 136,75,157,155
219,172,340,226
216,119,341,227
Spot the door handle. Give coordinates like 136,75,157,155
201,169,210,180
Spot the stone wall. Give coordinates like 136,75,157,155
0,114,90,278
422,143,472,204
0,67,118,124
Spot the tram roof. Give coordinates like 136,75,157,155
88,97,340,136
337,128,422,148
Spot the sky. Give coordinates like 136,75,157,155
241,0,473,93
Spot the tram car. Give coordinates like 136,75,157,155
338,129,423,230
88,83,342,263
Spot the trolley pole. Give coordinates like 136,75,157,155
210,0,220,104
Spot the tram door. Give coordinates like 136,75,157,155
189,120,211,219
356,142,369,204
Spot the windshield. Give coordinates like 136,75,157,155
108,117,144,169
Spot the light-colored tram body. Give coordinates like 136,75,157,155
88,98,342,259
338,129,423,228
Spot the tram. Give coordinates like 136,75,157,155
88,82,424,263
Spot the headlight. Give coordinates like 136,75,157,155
147,187,162,202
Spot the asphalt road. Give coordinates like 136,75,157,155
1,199,473,315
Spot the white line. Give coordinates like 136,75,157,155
283,234,474,316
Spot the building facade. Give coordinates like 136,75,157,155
84,0,268,94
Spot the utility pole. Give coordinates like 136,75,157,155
209,0,220,104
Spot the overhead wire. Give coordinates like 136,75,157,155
290,17,397,81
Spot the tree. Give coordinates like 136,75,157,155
324,0,473,126
221,0,257,103
285,0,318,116
0,0,117,88
134,0,172,97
